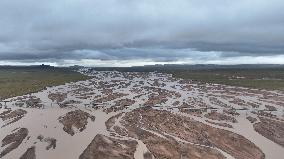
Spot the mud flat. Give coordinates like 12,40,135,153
0,109,27,127
0,70,284,159
119,107,264,159
19,146,36,159
79,134,137,159
205,120,233,128
233,116,284,159
204,111,237,123
58,110,96,136
0,128,28,158
254,117,284,147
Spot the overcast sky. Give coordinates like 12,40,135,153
0,0,283,66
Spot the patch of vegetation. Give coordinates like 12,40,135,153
170,69,284,91
0,67,90,100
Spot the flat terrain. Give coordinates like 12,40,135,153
0,67,90,100
90,65,284,91
170,69,284,91
0,69,283,159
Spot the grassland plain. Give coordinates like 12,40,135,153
0,66,90,100
170,69,284,91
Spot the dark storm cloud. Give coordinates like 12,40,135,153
0,0,284,65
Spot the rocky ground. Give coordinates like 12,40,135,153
0,69,284,159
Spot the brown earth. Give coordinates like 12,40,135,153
58,100,81,108
264,105,277,111
58,110,95,136
0,109,27,127
79,134,137,159
104,98,136,113
25,96,43,108
45,137,56,150
179,108,205,117
143,94,168,106
205,120,233,128
247,116,258,123
254,117,284,147
205,111,237,123
0,128,28,158
105,113,123,131
19,146,36,159
120,107,264,159
115,99,136,107
94,93,128,103
115,122,225,159
48,92,67,103
37,135,56,150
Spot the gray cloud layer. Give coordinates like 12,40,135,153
0,0,284,65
